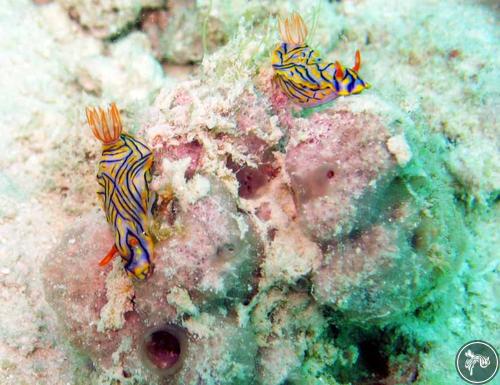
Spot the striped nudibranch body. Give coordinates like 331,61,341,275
86,103,155,280
272,13,370,107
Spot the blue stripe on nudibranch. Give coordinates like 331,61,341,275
98,134,154,276
347,79,355,93
333,78,340,91
319,69,331,84
101,139,150,224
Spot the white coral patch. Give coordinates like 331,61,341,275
155,157,211,210
231,213,249,240
264,230,321,283
97,259,134,332
167,287,199,316
387,134,412,166
182,313,217,339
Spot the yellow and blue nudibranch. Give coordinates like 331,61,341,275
86,103,155,280
272,12,371,107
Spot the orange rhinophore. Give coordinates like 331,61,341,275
335,61,344,80
352,50,361,72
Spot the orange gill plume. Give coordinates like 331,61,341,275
85,102,123,144
278,12,308,45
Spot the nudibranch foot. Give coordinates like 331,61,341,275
85,103,155,280
271,12,371,107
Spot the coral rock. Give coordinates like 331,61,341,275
312,224,421,322
42,213,143,370
43,181,259,383
286,110,395,241
134,180,258,326
56,0,164,38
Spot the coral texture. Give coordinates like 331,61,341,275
56,0,164,38
285,110,395,240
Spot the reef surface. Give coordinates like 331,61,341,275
0,1,498,385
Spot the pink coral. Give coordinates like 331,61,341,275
42,214,145,371
43,45,427,385
140,9,169,59
43,180,259,383
152,137,203,179
133,181,258,324
286,110,395,241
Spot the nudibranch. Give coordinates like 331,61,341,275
271,12,371,107
85,103,155,280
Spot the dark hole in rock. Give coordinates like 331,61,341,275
358,338,390,380
322,309,421,384
294,275,312,292
145,330,181,369
237,166,268,198
85,358,96,372
409,366,419,382
329,323,340,339
348,227,363,241
410,231,421,250
267,227,278,240
141,325,187,376
326,169,335,179
226,156,279,199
